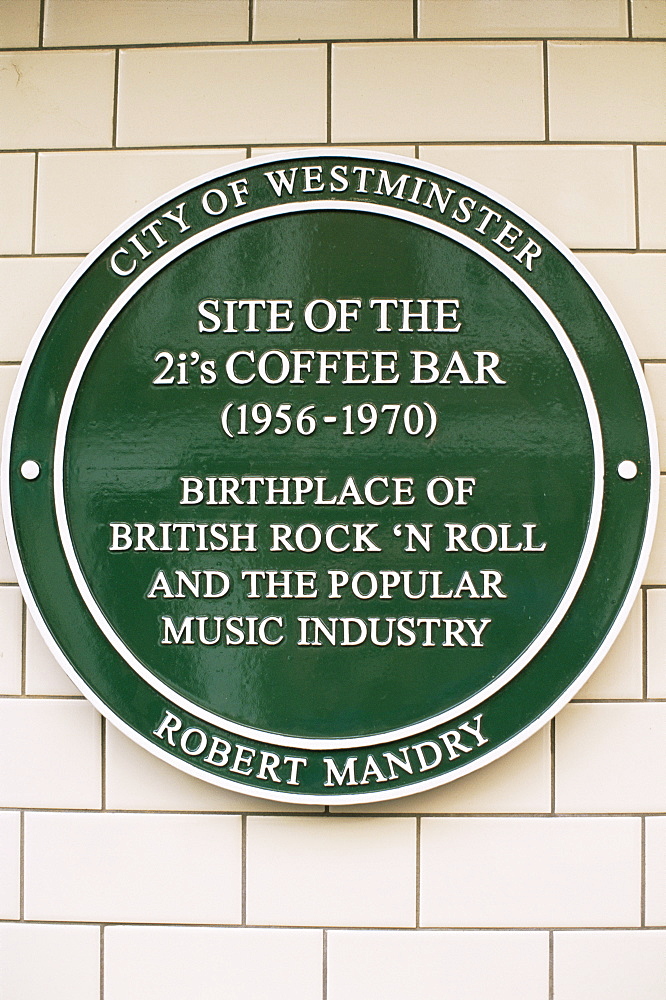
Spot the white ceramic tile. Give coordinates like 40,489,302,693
638,147,666,249
645,365,666,469
0,50,115,149
328,929,549,1000
577,254,666,360
44,0,248,46
419,0,628,38
24,610,81,695
421,145,635,249
0,153,35,254
0,923,100,1000
644,481,666,585
0,0,41,47
0,365,19,440
555,703,666,813
246,816,416,926
0,257,82,363
105,926,321,1000
548,42,666,141
0,525,18,584
117,46,327,147
254,0,413,40
0,811,20,918
333,725,551,814
0,586,22,694
35,149,246,253
24,812,242,922
632,0,666,37
332,42,544,142
647,588,666,696
105,722,320,813
0,699,101,807
554,930,666,1000
573,593,643,699
645,816,666,924
420,817,641,926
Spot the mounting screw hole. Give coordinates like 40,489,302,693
20,460,41,481
617,460,638,480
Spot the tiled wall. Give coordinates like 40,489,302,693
0,2,664,998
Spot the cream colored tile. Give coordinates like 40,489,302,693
0,0,41,47
555,703,666,812
0,50,115,150
645,365,666,468
254,0,413,40
0,811,20,918
0,365,19,436
24,812,242,922
0,153,35,254
638,146,666,249
420,817,641,926
333,726,551,815
117,46,327,147
25,611,80,695
36,149,245,253
332,42,544,142
574,594,643,699
419,0,628,38
0,524,17,584
646,817,666,924
250,144,418,157
645,479,666,584
632,0,666,37
105,926,321,1000
421,145,635,249
329,930,548,1000
105,723,321,813
0,699,101,807
549,42,666,142
0,257,82,363
246,816,416,926
0,923,100,1000
554,930,666,1000
0,587,22,695
44,0,248,46
577,254,666,359
647,588,666,696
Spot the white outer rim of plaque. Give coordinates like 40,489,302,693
52,199,604,750
2,149,658,802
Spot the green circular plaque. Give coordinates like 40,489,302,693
3,152,658,802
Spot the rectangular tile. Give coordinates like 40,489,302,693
0,811,20,918
577,254,666,359
36,149,245,254
573,593,643,699
645,364,666,468
0,586,23,695
421,145,635,249
637,146,666,249
0,366,19,442
419,0,628,38
0,153,35,254
25,812,242,922
105,926,321,1000
645,817,666,924
332,42,544,142
644,483,666,584
632,0,666,37
105,722,321,813
420,817,641,926
555,703,666,812
328,929,548,1000
0,525,18,584
0,0,41,47
117,46,327,147
0,699,101,808
548,42,666,141
554,930,666,1000
0,923,100,1000
332,726,551,814
254,0,413,40
0,257,82,363
25,610,80,695
246,816,416,926
43,0,248,46
0,50,115,150
647,588,666,697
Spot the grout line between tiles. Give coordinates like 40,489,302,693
30,153,39,255
549,929,554,999
100,925,105,1000
641,815,646,926
543,41,550,142
248,0,254,44
241,814,247,925
322,928,328,1000
628,0,634,39
19,810,25,920
327,43,332,143
101,717,106,811
415,816,421,927
38,0,46,48
643,586,649,699
20,599,26,696
111,49,120,148
550,719,556,813
413,0,419,40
